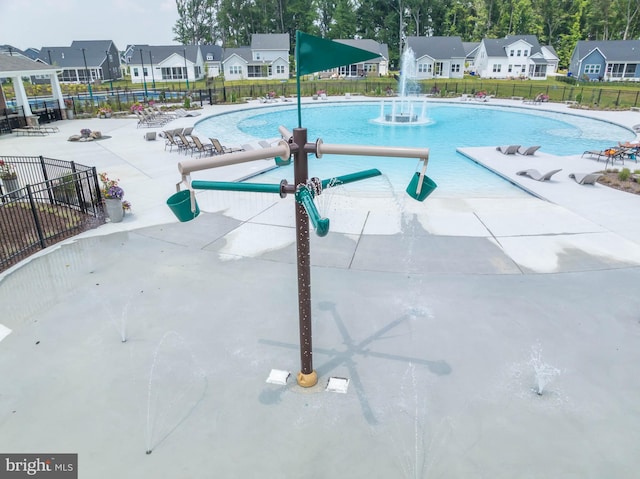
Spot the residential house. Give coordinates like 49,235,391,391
406,36,466,79
0,45,50,83
569,40,640,81
127,45,204,85
200,44,224,78
38,40,122,83
222,34,289,80
474,35,554,80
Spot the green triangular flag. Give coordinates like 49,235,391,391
296,31,381,76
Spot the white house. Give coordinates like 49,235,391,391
200,44,224,78
322,39,389,78
127,45,204,85
474,35,554,80
223,34,290,80
406,36,466,79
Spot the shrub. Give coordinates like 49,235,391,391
618,168,631,181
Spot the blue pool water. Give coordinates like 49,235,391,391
195,102,632,197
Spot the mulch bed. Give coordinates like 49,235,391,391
598,170,640,195
0,200,104,272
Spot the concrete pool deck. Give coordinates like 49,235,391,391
1,97,640,478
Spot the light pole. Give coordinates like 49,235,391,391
81,48,93,100
148,51,156,89
183,48,189,91
104,50,114,91
139,49,148,98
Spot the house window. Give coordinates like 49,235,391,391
142,67,147,77
523,50,528,57
417,63,431,73
160,67,186,80
247,65,263,78
584,64,601,74
194,66,201,77
133,67,139,77
434,62,443,75
276,65,285,74
492,64,501,73
206,54,213,61
256,52,261,60
451,64,460,73
228,65,242,75
517,50,521,57
508,65,513,73
510,50,514,56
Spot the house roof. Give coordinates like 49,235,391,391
251,33,289,51
200,45,223,61
574,40,640,62
482,35,543,57
406,36,466,60
334,39,389,61
0,53,59,76
222,47,252,64
128,45,199,64
462,42,480,57
38,40,116,67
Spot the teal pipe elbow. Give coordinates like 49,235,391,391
296,187,330,237
192,180,282,194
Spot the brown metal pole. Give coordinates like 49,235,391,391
293,127,317,387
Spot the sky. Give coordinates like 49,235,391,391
0,0,180,52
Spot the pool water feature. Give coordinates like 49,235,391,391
195,103,631,197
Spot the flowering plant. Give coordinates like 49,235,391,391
64,98,73,108
80,128,91,136
130,102,144,112
99,172,130,210
0,159,17,180
98,106,112,115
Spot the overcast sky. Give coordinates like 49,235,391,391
0,0,180,52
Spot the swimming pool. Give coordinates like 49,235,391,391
194,102,632,197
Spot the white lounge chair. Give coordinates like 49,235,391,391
569,173,603,185
516,169,562,181
497,145,521,155
518,145,541,156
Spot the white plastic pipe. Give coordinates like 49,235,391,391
315,139,429,160
178,141,291,175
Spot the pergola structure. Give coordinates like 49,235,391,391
0,54,65,123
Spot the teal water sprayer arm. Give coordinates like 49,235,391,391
295,184,329,237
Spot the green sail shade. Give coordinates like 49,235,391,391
296,31,381,76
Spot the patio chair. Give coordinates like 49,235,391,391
496,145,521,155
210,138,244,155
176,131,196,155
517,145,541,156
569,173,603,185
516,168,562,181
163,130,180,152
190,135,215,157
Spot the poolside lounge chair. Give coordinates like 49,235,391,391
569,173,603,185
210,138,244,155
516,168,562,181
497,145,521,155
517,145,541,156
190,135,215,157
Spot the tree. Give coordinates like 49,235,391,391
173,0,216,45
328,0,357,38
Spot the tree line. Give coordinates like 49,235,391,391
172,0,640,68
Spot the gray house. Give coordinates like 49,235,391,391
406,36,466,79
38,40,121,84
569,40,640,81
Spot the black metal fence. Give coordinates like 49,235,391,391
0,156,105,272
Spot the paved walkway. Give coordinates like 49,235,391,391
1,97,640,478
